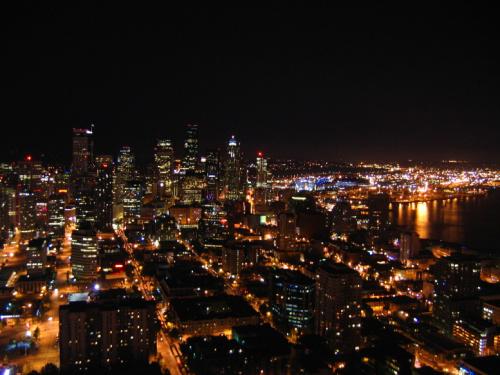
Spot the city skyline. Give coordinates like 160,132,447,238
3,4,500,164
2,4,500,375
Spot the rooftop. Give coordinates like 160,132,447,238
170,295,258,322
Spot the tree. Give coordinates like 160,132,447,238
40,363,59,375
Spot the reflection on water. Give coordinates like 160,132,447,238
389,191,500,253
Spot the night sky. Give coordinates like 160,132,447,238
3,3,499,165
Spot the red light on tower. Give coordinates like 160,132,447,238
257,151,263,157
25,154,32,161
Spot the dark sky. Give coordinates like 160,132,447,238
3,3,500,165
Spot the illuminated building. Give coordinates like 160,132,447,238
71,126,94,195
47,193,65,238
149,213,178,242
122,180,144,225
154,138,174,198
26,237,48,275
224,135,244,201
71,224,98,281
95,156,113,229
180,172,205,204
433,254,481,333
183,123,199,173
278,212,296,250
452,318,496,357
74,188,96,226
222,243,257,275
270,269,315,334
113,146,135,206
482,298,500,325
204,149,221,202
255,151,269,207
59,292,157,372
400,231,421,264
169,204,201,228
199,201,227,241
18,190,37,241
314,262,362,354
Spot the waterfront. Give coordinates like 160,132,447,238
390,189,500,254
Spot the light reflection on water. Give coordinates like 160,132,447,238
389,191,500,253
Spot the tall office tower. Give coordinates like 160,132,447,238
204,149,220,202
113,146,136,205
315,262,363,355
26,238,48,275
199,201,228,241
433,254,481,333
154,138,174,198
71,127,94,195
71,223,98,281
224,135,243,201
59,292,158,373
47,193,66,238
74,188,96,227
183,124,199,173
180,174,205,204
122,180,144,225
255,152,269,207
400,230,421,264
255,152,268,189
95,156,114,230
18,190,37,241
270,269,315,335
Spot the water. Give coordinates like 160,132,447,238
389,189,500,254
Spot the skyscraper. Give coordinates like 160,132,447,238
71,127,94,196
433,254,481,333
122,180,144,225
59,292,158,372
113,146,135,206
270,269,315,334
154,138,174,198
204,149,221,202
255,151,269,207
47,193,66,238
315,262,363,355
400,230,421,264
95,156,114,230
224,135,243,201
71,223,98,281
183,124,199,173
18,190,36,241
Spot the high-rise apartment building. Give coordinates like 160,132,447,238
315,262,363,354
433,254,481,333
270,269,315,334
59,291,157,372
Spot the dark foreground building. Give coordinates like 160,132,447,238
59,291,158,373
